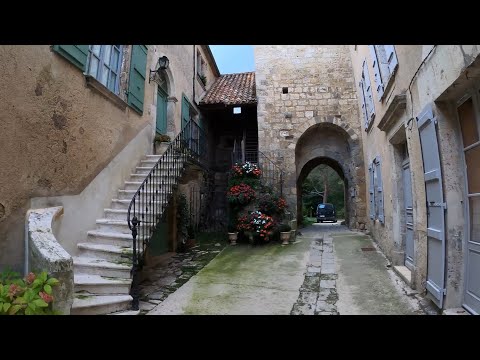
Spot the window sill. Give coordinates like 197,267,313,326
84,75,128,111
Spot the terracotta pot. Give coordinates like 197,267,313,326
280,232,290,245
228,232,238,245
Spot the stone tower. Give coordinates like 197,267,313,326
254,45,367,228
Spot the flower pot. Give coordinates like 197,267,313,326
228,232,238,245
280,231,290,245
186,238,196,249
289,229,296,243
154,141,170,155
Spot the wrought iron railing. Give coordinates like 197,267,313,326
127,119,206,309
231,150,284,197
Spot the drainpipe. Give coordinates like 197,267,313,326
193,45,196,105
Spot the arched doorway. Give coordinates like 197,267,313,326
295,122,365,228
297,158,347,224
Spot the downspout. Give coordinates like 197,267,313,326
193,45,196,105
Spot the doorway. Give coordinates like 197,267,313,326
456,94,480,315
156,88,168,134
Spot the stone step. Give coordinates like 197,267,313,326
145,155,161,159
73,257,131,278
110,198,170,210
71,294,132,315
117,189,170,201
124,180,176,191
135,165,184,175
95,218,157,235
104,208,166,221
74,274,132,295
108,310,140,315
129,173,179,183
87,230,141,247
77,242,132,262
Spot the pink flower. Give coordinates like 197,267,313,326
25,272,36,284
8,284,21,299
39,291,54,303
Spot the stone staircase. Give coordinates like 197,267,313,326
71,154,180,315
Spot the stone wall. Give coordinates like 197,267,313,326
27,206,73,315
254,45,366,227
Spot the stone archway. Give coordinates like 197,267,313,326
297,157,348,225
294,122,366,229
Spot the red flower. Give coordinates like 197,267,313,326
8,284,21,299
25,272,36,284
39,291,54,303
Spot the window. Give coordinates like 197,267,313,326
369,157,384,223
196,50,205,77
52,45,147,113
369,45,398,101
86,45,123,94
360,59,375,130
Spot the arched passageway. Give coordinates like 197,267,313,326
297,158,347,224
295,122,366,228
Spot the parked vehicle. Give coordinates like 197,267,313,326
316,203,337,223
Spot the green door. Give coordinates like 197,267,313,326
181,95,190,129
156,88,168,134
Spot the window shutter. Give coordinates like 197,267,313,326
375,157,384,223
417,104,446,308
384,45,398,76
52,45,89,71
362,60,375,124
369,164,375,219
369,45,385,100
127,45,148,114
359,79,369,129
181,95,190,128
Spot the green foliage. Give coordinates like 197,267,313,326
278,223,292,232
302,165,345,218
0,269,60,315
154,133,171,143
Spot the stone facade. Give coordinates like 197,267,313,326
254,45,366,228
350,45,480,313
0,45,219,271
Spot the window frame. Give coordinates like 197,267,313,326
369,45,398,102
86,45,123,95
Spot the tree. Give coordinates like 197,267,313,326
302,165,345,218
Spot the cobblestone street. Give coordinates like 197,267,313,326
146,223,423,315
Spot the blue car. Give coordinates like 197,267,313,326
316,203,337,223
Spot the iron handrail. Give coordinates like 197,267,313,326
127,119,206,309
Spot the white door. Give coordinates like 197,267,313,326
457,94,480,315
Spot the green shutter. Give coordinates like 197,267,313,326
52,45,89,71
128,45,148,114
181,95,190,128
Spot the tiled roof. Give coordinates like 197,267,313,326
200,72,256,106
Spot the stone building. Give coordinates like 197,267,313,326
0,45,219,313
254,44,480,315
349,45,480,315
254,45,367,229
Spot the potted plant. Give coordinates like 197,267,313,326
227,224,238,246
186,225,196,249
154,133,171,155
279,223,292,245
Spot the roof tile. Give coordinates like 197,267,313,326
200,72,256,106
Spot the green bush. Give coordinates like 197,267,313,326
0,269,60,315
278,223,292,232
